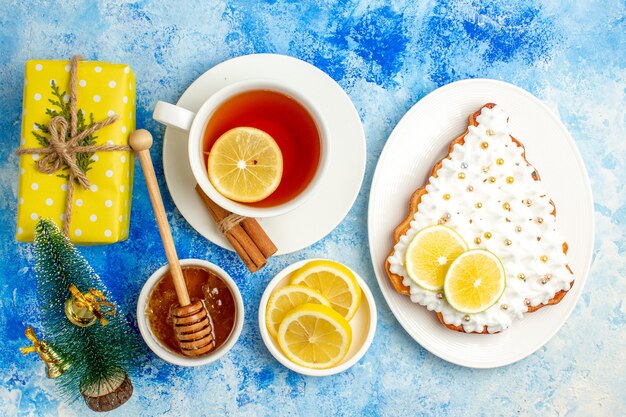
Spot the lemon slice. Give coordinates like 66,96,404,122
443,249,506,314
277,303,352,369
404,225,468,290
207,127,283,203
290,260,362,321
265,285,331,338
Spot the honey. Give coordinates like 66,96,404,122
146,266,236,355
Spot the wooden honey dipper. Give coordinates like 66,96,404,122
130,129,216,357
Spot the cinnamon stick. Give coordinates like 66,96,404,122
240,218,277,258
195,185,275,272
225,233,261,273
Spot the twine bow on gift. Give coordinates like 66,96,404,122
68,284,117,326
16,55,130,237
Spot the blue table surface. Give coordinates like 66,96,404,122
1,1,624,416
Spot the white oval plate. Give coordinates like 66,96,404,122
162,54,365,255
258,259,377,376
368,79,594,368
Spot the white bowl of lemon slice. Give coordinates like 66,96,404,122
259,259,377,376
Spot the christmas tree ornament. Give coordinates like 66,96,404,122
20,326,71,379
65,285,116,327
129,130,216,356
29,218,139,411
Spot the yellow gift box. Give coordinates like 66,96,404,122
16,59,135,244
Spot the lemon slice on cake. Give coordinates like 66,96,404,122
207,127,283,203
290,260,361,321
404,225,468,291
277,303,352,369
443,249,506,314
265,285,331,338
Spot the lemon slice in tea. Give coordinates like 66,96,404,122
404,225,468,291
207,127,283,203
443,249,506,314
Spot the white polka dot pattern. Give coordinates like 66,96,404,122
16,59,135,243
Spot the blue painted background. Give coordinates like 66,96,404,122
1,1,625,416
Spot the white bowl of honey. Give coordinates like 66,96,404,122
137,259,244,367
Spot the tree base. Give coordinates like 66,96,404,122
81,372,133,412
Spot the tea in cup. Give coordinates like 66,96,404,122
153,79,330,218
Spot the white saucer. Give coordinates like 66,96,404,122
368,79,594,368
162,54,365,255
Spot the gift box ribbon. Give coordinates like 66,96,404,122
16,55,130,237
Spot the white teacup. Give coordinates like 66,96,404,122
153,79,330,218
136,259,244,367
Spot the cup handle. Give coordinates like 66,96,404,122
153,101,196,132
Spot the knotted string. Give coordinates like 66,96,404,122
217,213,246,234
16,55,130,237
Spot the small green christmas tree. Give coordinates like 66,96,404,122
29,218,140,411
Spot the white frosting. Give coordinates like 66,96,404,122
387,105,573,333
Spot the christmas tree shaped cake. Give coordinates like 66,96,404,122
385,103,574,333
